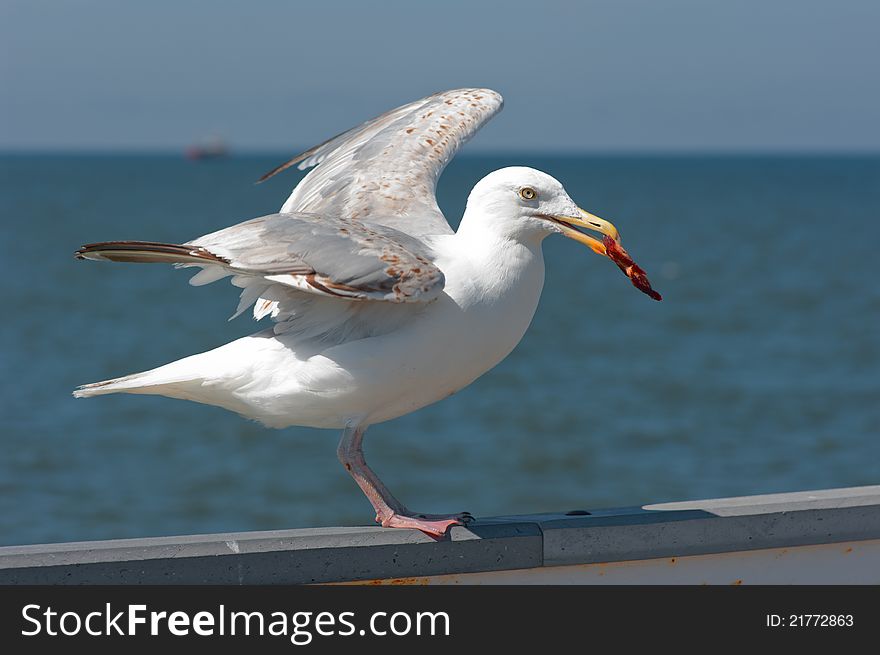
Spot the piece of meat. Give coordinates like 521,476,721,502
603,236,662,301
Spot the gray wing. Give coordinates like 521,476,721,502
260,88,504,237
76,212,443,342
185,212,444,306
78,212,445,312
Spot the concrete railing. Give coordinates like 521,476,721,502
1,485,879,584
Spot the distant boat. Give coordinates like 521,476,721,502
185,137,228,160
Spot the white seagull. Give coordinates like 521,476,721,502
74,88,660,536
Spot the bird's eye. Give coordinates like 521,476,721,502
519,187,537,200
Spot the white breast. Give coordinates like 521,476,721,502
322,229,547,426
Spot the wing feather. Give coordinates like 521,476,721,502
262,88,504,237
186,213,444,303
76,212,446,331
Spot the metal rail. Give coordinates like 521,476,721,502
1,486,878,584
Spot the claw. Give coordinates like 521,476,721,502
379,511,474,537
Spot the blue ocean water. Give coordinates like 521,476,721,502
0,153,878,546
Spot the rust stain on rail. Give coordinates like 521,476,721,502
336,576,432,586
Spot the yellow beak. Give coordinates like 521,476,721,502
551,208,620,256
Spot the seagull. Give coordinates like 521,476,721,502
74,88,659,537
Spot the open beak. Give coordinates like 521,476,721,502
551,207,663,301
551,208,620,256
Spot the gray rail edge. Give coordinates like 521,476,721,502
1,485,878,584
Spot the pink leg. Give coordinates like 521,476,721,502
336,426,473,537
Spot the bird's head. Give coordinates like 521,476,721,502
464,166,662,300
464,166,619,257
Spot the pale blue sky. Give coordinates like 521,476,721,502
2,0,878,152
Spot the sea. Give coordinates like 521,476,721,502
0,153,878,546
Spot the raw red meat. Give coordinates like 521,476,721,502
603,236,662,301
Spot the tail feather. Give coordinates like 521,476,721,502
72,335,274,422
75,241,228,266
73,356,207,399
73,371,159,398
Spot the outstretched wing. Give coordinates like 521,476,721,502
260,88,504,237
187,213,444,305
76,212,446,333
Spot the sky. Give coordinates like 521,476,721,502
2,0,879,152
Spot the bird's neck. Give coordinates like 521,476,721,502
455,205,548,251
436,207,547,306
